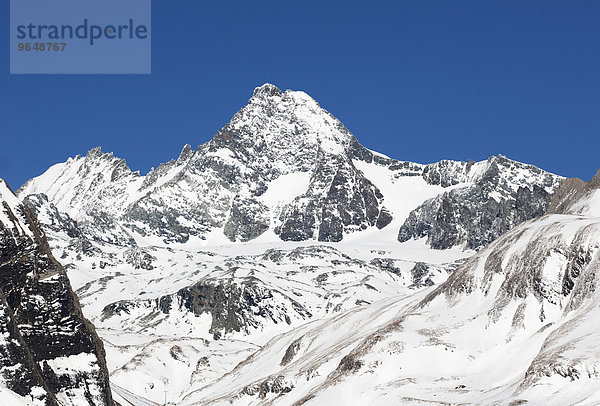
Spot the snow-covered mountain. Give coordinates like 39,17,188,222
18,84,562,248
180,170,600,406
0,179,113,405
11,83,573,404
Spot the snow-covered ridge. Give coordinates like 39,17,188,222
0,178,36,241
17,84,563,250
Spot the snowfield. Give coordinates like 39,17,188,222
182,212,600,405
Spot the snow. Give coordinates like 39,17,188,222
541,250,567,286
43,218,469,405
0,182,17,230
111,383,161,406
587,190,600,217
0,386,36,405
173,212,600,405
17,151,145,222
45,352,99,374
258,171,311,207
353,159,452,227
569,189,600,218
0,179,35,240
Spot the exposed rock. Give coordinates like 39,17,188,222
241,375,293,399
122,247,156,270
399,156,562,250
223,197,270,242
102,278,313,340
547,169,600,215
0,179,113,405
280,338,302,366
409,262,435,288
23,193,80,238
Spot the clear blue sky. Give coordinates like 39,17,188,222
1,0,599,189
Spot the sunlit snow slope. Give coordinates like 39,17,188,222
182,171,600,406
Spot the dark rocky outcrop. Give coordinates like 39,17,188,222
223,197,270,242
280,338,303,366
276,158,391,242
547,169,600,215
0,179,113,405
102,278,313,341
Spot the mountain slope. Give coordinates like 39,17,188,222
0,179,114,405
180,169,600,405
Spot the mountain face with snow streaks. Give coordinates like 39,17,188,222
19,84,392,245
19,84,562,251
399,155,561,249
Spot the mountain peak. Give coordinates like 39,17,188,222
86,146,106,158
81,146,133,168
252,83,283,99
211,84,353,159
591,168,600,187
177,143,194,163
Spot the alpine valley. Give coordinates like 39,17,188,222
2,84,598,405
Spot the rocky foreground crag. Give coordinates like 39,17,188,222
0,179,113,405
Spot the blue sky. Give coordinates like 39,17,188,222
1,0,599,189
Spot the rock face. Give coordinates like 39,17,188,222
0,179,113,405
547,169,600,216
102,279,313,341
398,155,562,249
18,84,561,250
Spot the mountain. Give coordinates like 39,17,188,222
14,83,568,404
181,170,600,405
0,179,113,405
18,84,562,249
